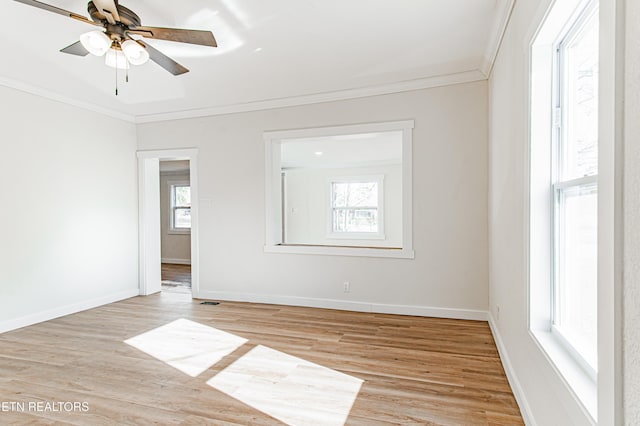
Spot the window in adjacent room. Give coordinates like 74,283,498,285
170,183,191,233
329,176,384,238
529,0,598,417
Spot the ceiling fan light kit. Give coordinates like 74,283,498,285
104,46,130,69
14,0,217,92
79,30,111,56
121,39,149,65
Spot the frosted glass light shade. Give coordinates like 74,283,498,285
80,31,111,56
105,48,130,69
121,40,150,65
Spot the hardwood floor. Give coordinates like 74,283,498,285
0,293,523,425
161,263,191,294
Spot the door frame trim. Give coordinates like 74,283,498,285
137,148,199,298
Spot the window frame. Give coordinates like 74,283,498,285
168,180,191,234
550,0,599,381
528,0,600,419
264,120,414,259
326,175,385,240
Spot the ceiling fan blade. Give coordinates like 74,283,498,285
136,40,189,76
128,26,217,47
60,41,90,56
91,0,120,25
13,0,101,27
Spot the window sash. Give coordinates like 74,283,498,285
172,206,191,229
550,1,599,377
329,178,383,236
169,183,191,231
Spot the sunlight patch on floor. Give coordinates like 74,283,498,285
125,318,247,377
207,345,363,426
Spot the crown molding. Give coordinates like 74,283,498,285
1,68,488,125
0,76,135,123
134,69,487,124
481,0,516,77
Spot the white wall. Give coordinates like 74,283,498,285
0,85,139,331
284,164,402,248
160,171,191,263
624,0,640,422
137,81,488,317
488,0,625,424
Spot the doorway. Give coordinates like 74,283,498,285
159,160,192,294
137,149,199,298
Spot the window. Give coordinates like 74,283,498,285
552,2,599,376
170,183,191,232
329,177,384,238
529,0,599,417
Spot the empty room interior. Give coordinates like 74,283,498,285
0,0,636,425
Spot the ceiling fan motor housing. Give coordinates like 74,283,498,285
87,1,141,32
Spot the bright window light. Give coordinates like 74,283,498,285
170,183,191,232
124,319,247,377
207,345,363,426
330,178,382,235
551,1,599,376
529,0,599,417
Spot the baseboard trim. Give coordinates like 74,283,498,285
197,290,488,321
488,314,536,426
161,258,191,265
0,288,139,334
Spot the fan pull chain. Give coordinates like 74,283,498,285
115,62,118,96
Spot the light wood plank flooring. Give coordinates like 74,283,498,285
161,263,191,294
0,293,523,425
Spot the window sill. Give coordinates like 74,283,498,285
168,229,191,235
264,244,414,259
529,329,597,422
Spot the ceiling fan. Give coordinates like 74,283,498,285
14,0,217,76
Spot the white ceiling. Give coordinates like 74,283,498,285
281,131,402,169
0,0,513,122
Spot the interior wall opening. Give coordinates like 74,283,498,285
159,160,192,294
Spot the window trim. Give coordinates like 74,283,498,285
168,180,191,235
528,0,600,420
264,120,414,259
326,175,385,240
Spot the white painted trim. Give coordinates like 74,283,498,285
0,66,485,125
138,156,161,296
135,71,486,123
482,0,517,77
198,290,488,321
0,76,135,123
264,244,414,259
265,120,414,258
137,148,200,298
0,289,139,334
264,120,415,141
161,258,191,265
488,314,537,426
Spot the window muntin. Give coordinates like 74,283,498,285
330,179,382,235
551,3,598,376
171,184,191,231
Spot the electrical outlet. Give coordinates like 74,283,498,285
343,281,350,293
